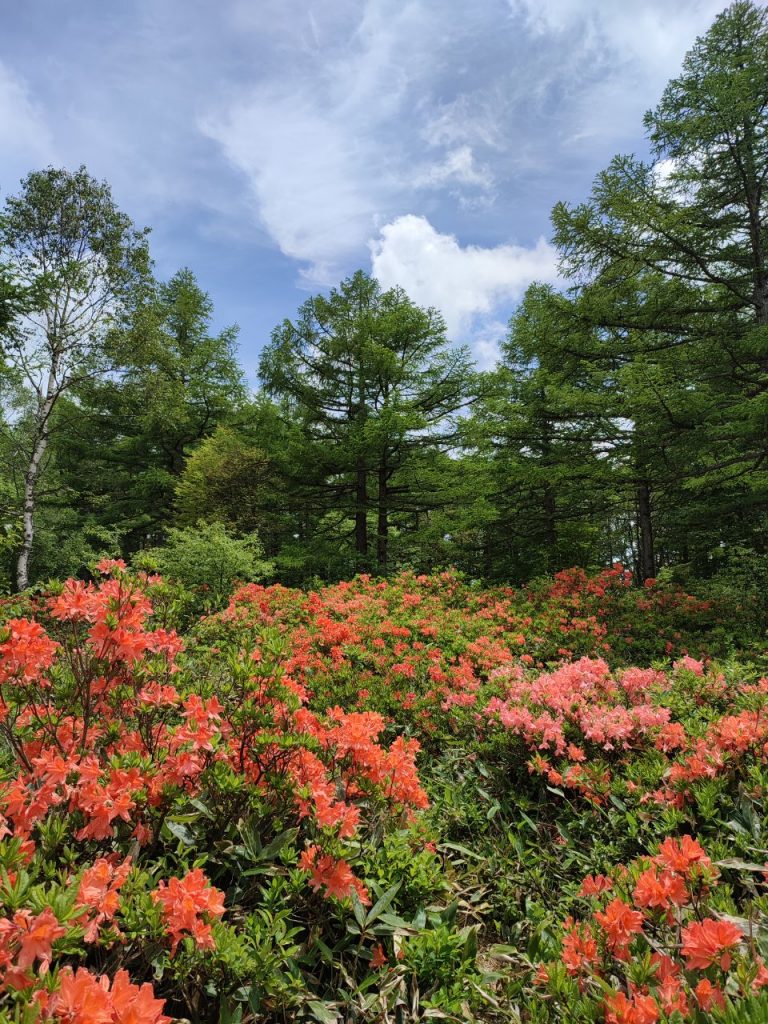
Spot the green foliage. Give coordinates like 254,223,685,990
702,540,768,637
49,267,246,558
715,992,768,1023
260,270,475,577
399,923,483,1011
174,427,274,536
31,512,121,582
137,522,273,605
0,165,151,589
545,0,768,580
366,830,448,918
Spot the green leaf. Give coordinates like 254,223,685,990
307,1000,339,1023
352,893,367,930
260,828,299,861
163,820,193,845
365,883,401,927
218,1001,243,1024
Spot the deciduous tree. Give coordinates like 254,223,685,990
0,166,149,588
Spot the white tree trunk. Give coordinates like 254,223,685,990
16,432,49,591
16,360,59,591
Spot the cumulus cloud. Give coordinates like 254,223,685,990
370,214,559,339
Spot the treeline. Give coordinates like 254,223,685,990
1,1,767,593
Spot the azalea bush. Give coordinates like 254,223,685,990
196,566,740,741
0,562,431,1021
0,563,765,1022
537,835,768,1022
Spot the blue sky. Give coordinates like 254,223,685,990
0,0,725,380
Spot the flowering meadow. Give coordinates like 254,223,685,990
0,562,766,1023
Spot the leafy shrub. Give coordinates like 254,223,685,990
136,522,273,607
538,835,768,1020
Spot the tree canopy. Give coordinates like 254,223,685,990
0,2,766,596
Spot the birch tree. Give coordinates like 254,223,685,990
0,166,149,589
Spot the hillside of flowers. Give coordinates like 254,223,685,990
0,562,767,1023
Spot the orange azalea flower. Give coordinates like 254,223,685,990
75,857,132,943
604,989,659,1024
632,866,687,910
694,978,726,1012
752,959,768,991
72,775,137,841
594,899,644,958
654,835,711,877
656,975,688,1018
14,907,66,973
0,619,59,685
52,967,169,1024
52,968,112,1024
561,919,599,975
299,845,370,905
579,873,612,898
673,655,704,676
681,918,743,971
109,969,170,1024
95,558,127,575
533,963,550,985
152,868,225,954
371,943,387,968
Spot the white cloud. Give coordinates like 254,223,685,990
202,0,729,286
469,319,508,371
0,63,56,187
512,0,723,68
510,0,726,143
653,157,680,185
201,0,440,282
369,214,559,339
422,93,504,151
202,92,385,284
414,145,494,192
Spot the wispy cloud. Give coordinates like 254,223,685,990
203,0,726,287
0,63,56,189
413,146,495,193
0,0,731,363
201,0,478,283
510,0,726,143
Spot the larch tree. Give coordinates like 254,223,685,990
50,267,246,554
550,0,768,572
259,270,474,574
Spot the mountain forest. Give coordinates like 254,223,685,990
1,4,768,1023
